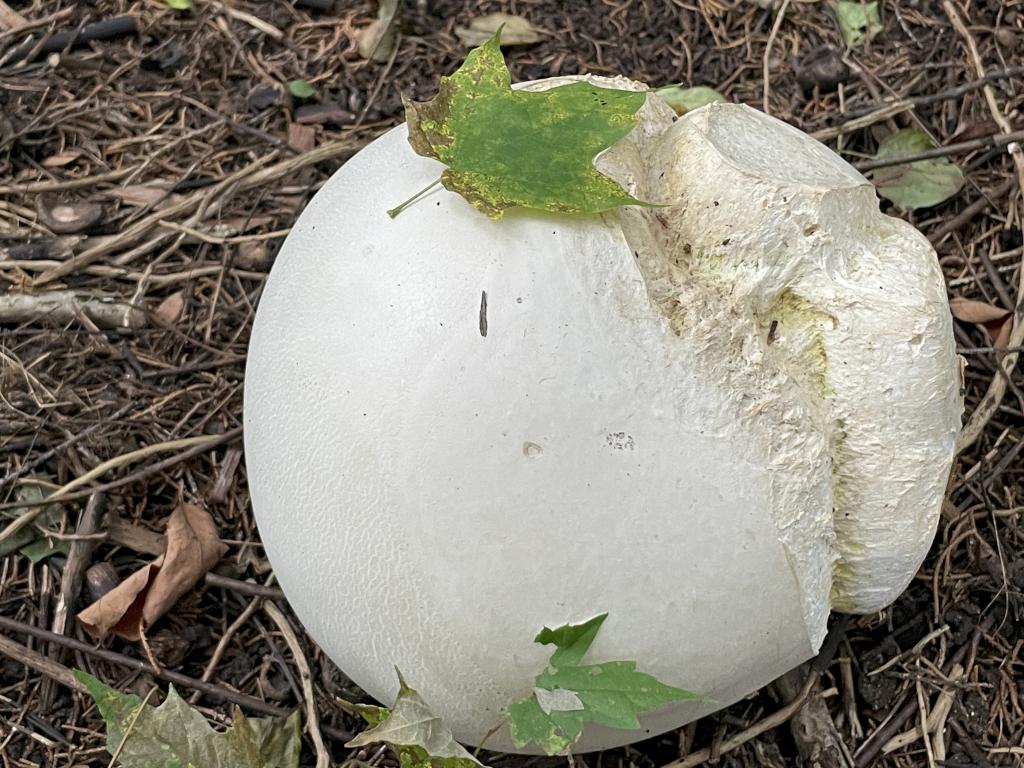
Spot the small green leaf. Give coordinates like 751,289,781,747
163,0,193,9
288,79,316,100
0,481,63,562
836,1,882,47
346,671,483,768
75,670,302,768
871,129,964,211
507,614,700,754
654,85,726,116
397,30,653,219
19,536,70,563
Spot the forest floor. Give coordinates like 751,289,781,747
1,0,1022,766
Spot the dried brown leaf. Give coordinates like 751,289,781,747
154,290,186,325
949,297,1010,324
287,122,316,153
41,149,85,168
357,0,399,63
991,316,1014,350
455,13,544,48
108,183,180,209
78,503,226,641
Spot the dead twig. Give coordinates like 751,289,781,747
263,601,330,768
662,671,819,768
0,614,352,740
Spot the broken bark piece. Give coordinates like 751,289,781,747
7,15,138,63
0,290,144,329
295,103,355,126
37,199,104,235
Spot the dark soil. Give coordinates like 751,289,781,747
1,1,1022,766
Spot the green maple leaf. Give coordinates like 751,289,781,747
507,614,699,755
75,670,301,768
346,671,484,768
393,30,652,219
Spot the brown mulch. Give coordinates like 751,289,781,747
1,1,1022,766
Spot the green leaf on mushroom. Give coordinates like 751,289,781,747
75,670,302,768
345,671,485,768
870,129,964,211
392,30,654,219
507,613,700,755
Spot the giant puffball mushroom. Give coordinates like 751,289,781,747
244,76,963,753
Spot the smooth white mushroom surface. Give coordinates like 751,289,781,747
244,76,963,753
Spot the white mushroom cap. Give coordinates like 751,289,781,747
244,77,962,753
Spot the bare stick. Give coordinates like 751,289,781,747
0,1,26,31
0,633,86,693
0,428,242,512
52,492,107,637
0,434,229,543
929,178,1015,245
661,670,819,768
33,140,358,285
6,15,138,63
0,614,353,740
264,602,331,768
942,0,1024,453
762,0,792,115
853,129,1024,172
0,290,144,330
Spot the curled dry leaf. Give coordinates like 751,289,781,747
356,0,399,63
77,502,226,641
949,297,1014,350
287,122,317,153
153,290,186,325
41,149,85,168
455,13,544,48
949,297,1010,324
107,183,181,210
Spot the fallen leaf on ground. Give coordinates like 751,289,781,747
346,671,484,768
455,13,543,48
991,316,1014,350
287,79,316,100
871,129,964,211
396,30,651,219
287,122,317,153
654,85,726,115
153,290,186,324
357,0,400,63
949,297,1011,324
76,670,301,768
41,149,85,168
77,502,226,641
0,481,68,562
836,0,882,47
107,183,180,209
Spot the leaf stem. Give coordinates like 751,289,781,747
387,178,443,219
